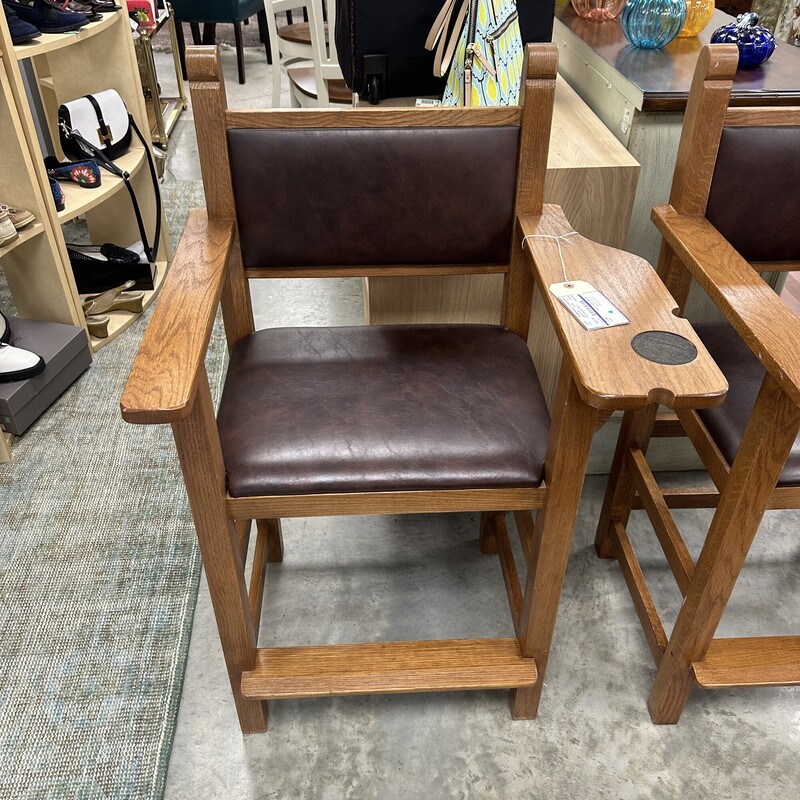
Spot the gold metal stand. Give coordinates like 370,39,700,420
135,3,188,147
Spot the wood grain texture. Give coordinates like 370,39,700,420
248,521,268,642
511,363,598,718
221,232,255,348
653,207,800,407
520,206,728,411
724,107,800,127
241,639,537,699
513,510,535,568
261,518,284,563
675,408,730,491
693,637,800,688
186,46,235,219
226,107,522,128
626,447,695,596
648,374,800,723
171,370,267,732
495,513,523,626
121,212,233,424
479,511,501,555
666,45,738,216
245,264,508,279
595,405,659,559
227,487,545,519
610,520,668,664
514,43,558,218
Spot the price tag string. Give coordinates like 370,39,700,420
522,231,580,284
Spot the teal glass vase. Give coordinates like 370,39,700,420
621,0,687,48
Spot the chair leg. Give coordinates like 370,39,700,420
479,511,500,554
647,374,800,723
594,405,658,559
171,369,268,733
510,360,597,718
256,9,272,64
257,519,284,563
201,22,217,45
234,22,246,84
175,21,188,81
190,22,202,45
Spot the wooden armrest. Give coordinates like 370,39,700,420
120,210,235,425
519,205,727,412
653,205,800,407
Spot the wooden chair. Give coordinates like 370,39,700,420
264,0,348,107
120,42,725,732
595,44,800,724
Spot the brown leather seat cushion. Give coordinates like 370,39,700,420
218,325,551,497
695,322,800,487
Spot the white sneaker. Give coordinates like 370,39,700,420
0,210,19,247
0,342,46,382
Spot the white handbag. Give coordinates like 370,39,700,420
58,89,133,161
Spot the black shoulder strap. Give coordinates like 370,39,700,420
58,115,162,264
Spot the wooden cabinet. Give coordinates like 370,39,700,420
0,10,170,351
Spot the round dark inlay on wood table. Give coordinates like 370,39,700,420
631,331,698,365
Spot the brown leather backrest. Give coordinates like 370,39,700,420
706,126,800,263
226,125,521,269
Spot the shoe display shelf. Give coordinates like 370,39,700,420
0,8,171,354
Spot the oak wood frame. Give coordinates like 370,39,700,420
121,43,724,732
595,44,800,724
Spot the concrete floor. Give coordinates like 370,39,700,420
157,47,800,800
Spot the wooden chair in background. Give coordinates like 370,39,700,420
264,0,347,107
596,44,800,723
120,43,725,732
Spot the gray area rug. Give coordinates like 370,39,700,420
0,181,214,799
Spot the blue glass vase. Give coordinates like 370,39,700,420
711,13,777,68
621,0,687,48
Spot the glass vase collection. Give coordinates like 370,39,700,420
570,0,627,21
711,13,778,68
621,0,687,48
678,0,714,37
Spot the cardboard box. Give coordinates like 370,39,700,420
0,318,92,436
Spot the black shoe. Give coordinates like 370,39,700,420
85,0,120,12
9,0,89,33
1,2,41,43
42,0,100,22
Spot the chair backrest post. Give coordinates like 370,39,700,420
656,44,738,311
188,46,255,347
502,43,558,339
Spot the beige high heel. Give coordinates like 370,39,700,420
82,280,145,316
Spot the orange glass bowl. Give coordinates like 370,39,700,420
678,0,715,37
570,0,627,21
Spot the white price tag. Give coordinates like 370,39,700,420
415,98,441,107
549,282,629,331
